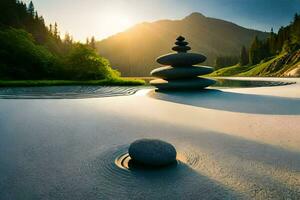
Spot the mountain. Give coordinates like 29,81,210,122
96,12,269,76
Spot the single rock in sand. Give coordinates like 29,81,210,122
128,139,177,167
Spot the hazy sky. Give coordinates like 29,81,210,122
24,0,300,41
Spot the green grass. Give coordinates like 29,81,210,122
208,64,255,77
237,55,284,77
209,53,289,77
0,77,146,87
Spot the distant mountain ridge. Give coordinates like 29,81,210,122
96,12,269,76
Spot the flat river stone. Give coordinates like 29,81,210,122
150,78,216,90
128,139,177,167
151,66,214,79
156,53,206,66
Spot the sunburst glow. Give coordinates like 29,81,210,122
108,14,133,32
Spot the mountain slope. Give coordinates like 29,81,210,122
96,13,269,76
210,50,300,77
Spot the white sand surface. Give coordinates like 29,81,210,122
0,78,299,199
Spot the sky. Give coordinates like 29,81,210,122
23,0,300,41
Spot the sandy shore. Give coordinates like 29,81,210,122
0,77,299,199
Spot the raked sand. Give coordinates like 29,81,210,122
0,78,299,199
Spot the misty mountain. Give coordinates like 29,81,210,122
96,12,269,76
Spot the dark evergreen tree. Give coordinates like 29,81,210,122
214,55,239,69
49,23,53,34
291,13,300,44
54,22,59,39
249,36,264,65
90,36,96,49
27,1,35,16
239,45,249,66
276,27,286,52
268,28,276,55
64,32,73,44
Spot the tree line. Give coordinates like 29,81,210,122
0,0,119,80
214,56,239,69
248,14,300,66
215,13,300,68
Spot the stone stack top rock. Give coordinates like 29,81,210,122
172,36,191,53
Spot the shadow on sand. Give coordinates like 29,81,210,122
179,129,300,173
150,89,300,115
172,128,300,199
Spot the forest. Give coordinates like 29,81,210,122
0,0,144,85
215,13,300,69
247,14,300,65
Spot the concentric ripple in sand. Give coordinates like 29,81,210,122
0,86,140,99
86,145,240,199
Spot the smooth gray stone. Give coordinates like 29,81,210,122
176,36,185,41
151,66,214,80
150,78,216,90
175,41,188,46
172,45,191,52
156,53,206,66
128,139,177,167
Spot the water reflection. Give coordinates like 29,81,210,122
212,78,295,88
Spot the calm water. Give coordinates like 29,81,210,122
0,79,295,99
212,78,295,88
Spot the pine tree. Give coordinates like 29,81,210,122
64,32,73,44
39,16,45,26
27,1,34,16
291,13,300,44
214,55,239,69
276,27,285,51
54,22,59,39
90,36,96,49
49,24,53,34
34,11,38,20
86,37,90,45
239,45,249,66
249,36,262,65
268,28,276,55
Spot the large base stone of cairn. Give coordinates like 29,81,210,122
150,36,216,90
151,78,216,91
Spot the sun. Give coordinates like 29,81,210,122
94,10,135,40
120,17,132,29
109,13,133,31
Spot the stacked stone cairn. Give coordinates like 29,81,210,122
150,36,216,90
